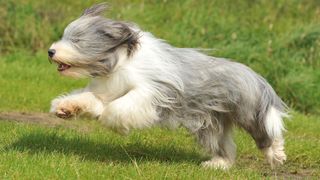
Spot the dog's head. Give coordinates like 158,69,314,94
48,3,139,78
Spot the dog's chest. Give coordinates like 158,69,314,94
87,74,132,103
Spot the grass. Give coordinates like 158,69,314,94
0,52,85,112
0,0,320,178
0,113,319,179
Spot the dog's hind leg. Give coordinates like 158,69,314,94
242,106,287,168
198,122,236,170
262,137,286,168
261,107,287,168
249,129,286,168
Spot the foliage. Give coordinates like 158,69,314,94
1,0,320,113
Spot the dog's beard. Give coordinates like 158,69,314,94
49,41,97,78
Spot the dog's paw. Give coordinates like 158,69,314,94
52,100,82,119
263,139,287,168
201,157,233,170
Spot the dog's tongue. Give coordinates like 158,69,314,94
58,63,71,71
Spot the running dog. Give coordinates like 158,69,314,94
48,3,287,169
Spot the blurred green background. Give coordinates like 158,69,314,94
1,0,320,114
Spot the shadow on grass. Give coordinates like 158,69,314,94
5,132,204,164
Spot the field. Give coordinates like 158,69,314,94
0,0,319,179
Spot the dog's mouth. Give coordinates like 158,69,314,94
57,62,71,72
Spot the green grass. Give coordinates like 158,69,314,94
0,0,320,178
0,52,86,112
0,113,319,179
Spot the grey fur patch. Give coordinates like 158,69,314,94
58,4,139,76
139,38,288,155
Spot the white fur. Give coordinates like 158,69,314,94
265,106,286,138
50,91,104,118
49,40,80,63
51,33,175,132
100,87,159,134
49,41,92,78
201,157,233,170
263,138,287,168
94,33,184,133
263,107,287,168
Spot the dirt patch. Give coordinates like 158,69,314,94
0,112,64,127
261,169,317,179
0,111,95,133
239,154,316,178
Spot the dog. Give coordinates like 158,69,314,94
48,3,287,170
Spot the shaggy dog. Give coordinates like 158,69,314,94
48,3,287,169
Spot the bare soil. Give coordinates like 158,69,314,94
0,111,64,126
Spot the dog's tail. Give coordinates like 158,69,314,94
264,105,287,139
257,78,288,167
258,80,288,139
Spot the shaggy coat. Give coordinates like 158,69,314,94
49,4,287,169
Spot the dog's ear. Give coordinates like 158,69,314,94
117,23,140,56
82,3,108,17
102,22,140,56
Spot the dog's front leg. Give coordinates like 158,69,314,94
50,91,104,119
100,88,158,134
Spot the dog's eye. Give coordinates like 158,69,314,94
98,59,108,63
104,33,114,39
97,30,114,39
71,39,80,43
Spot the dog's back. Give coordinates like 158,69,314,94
150,44,287,168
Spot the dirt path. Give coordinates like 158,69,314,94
0,112,65,126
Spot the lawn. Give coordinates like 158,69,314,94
0,112,319,179
0,0,320,179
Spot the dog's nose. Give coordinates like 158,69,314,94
48,49,56,58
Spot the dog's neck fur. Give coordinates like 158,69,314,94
87,32,170,104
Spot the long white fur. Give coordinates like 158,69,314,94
51,33,176,132
265,106,287,139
